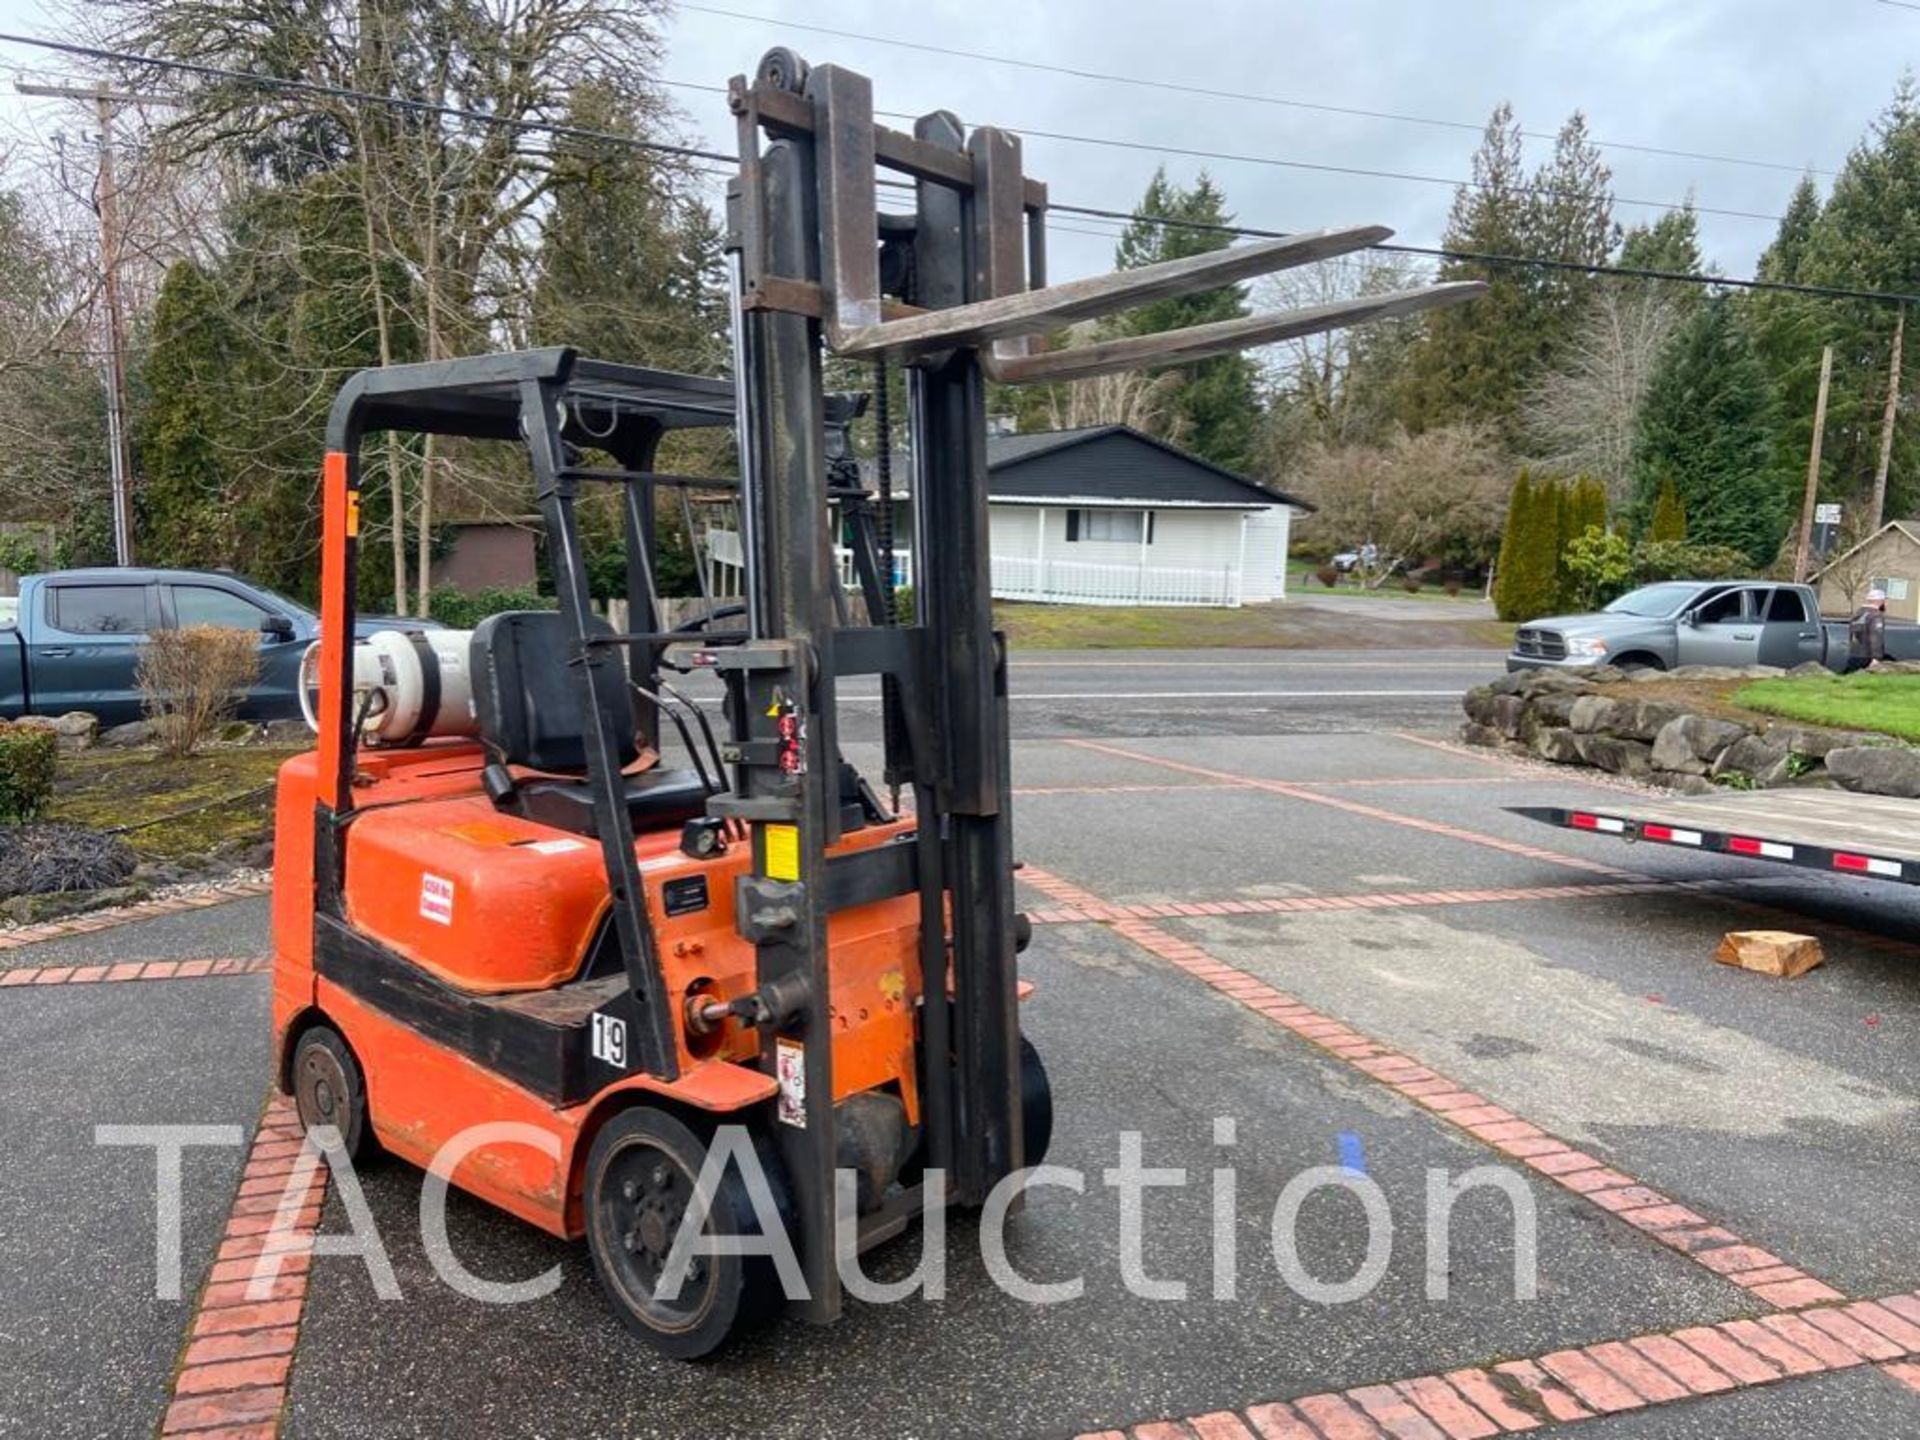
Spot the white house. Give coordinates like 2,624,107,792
979,426,1306,607
706,425,1308,609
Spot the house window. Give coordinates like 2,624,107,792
1872,575,1911,602
1066,509,1150,544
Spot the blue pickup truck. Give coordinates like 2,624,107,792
0,569,427,723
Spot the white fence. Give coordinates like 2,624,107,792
990,555,1242,607
704,530,1240,607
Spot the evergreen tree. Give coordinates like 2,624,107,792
1619,206,1704,277
1526,113,1618,356
1648,476,1687,542
1104,169,1263,470
138,261,246,569
1631,298,1782,564
1398,105,1537,441
1493,469,1564,620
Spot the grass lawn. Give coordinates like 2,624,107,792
993,599,1509,650
46,745,299,860
1732,671,1920,744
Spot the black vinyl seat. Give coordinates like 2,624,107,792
469,611,712,838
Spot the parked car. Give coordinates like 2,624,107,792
1507,579,1920,674
0,568,434,724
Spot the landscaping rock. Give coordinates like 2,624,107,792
1826,745,1920,799
1712,735,1792,786
1532,693,1579,729
1787,661,1830,678
1460,722,1504,751
12,711,99,752
1568,695,1627,734
99,719,158,748
217,720,258,744
1572,732,1653,777
1530,727,1583,764
1649,714,1749,775
1762,724,1875,760
1490,694,1531,741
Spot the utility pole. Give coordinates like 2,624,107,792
1869,306,1906,535
1793,343,1835,583
15,81,181,566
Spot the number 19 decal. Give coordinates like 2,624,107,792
591,1013,627,1069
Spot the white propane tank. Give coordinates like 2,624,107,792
299,628,479,742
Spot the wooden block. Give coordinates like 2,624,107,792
1714,930,1825,978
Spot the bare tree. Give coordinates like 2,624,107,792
1292,424,1510,580
1523,282,1679,503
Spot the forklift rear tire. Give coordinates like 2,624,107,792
1020,1035,1054,1169
584,1107,778,1360
291,1026,375,1163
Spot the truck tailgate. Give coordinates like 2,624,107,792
1513,789,1920,885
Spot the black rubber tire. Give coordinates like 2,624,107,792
583,1107,781,1360
1020,1034,1054,1169
291,1026,375,1163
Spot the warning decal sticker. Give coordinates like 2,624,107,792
776,1038,806,1127
764,823,800,882
419,873,455,925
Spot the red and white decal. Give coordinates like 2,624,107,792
1728,836,1794,860
1640,823,1703,846
1833,851,1903,878
1570,812,1626,833
420,873,455,925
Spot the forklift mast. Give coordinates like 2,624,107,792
717,48,1482,1319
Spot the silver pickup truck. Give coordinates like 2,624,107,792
1507,579,1919,673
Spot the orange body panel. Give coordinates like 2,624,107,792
273,742,927,1238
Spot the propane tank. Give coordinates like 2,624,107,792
299,629,479,743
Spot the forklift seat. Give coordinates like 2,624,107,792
469,611,712,838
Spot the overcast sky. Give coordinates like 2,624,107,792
1,0,1915,282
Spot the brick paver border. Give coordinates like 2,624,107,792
160,1093,327,1438
0,880,270,953
1076,1295,1920,1438
0,956,268,987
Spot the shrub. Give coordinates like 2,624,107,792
1401,576,1422,593
1314,565,1341,588
1562,525,1635,611
0,725,56,823
890,585,915,625
1443,578,1463,598
0,822,135,897
1631,540,1751,585
425,585,552,630
136,626,262,758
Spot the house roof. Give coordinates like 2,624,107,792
1812,519,1920,581
983,426,1311,511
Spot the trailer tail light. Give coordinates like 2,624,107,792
1728,836,1794,860
1570,812,1625,833
1833,851,1902,878
1640,823,1703,846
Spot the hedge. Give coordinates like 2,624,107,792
0,725,57,824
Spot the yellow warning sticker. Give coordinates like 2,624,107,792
344,489,361,538
764,823,800,881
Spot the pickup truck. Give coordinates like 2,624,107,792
1507,578,1920,674
1,568,429,723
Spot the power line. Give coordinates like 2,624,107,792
0,30,738,168
0,30,1908,307
677,1,1836,180
658,77,1774,225
1049,201,1920,306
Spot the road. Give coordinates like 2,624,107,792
676,646,1508,741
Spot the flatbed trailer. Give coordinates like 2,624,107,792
1513,789,1920,887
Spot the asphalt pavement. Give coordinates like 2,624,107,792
7,639,1920,1440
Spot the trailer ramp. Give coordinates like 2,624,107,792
1513,789,1920,886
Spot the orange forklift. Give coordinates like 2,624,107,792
271,49,1479,1356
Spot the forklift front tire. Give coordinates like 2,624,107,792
291,1025,375,1164
584,1106,778,1360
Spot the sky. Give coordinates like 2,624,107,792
1,0,1917,285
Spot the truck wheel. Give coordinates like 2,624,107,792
292,1026,375,1163
584,1107,781,1360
